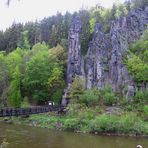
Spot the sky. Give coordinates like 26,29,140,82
0,0,125,30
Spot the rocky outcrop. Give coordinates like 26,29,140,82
109,7,148,96
67,16,84,84
62,16,84,106
85,23,111,89
66,7,148,99
85,7,148,98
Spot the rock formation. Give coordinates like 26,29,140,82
66,7,148,99
67,16,84,84
62,16,83,105
85,23,111,89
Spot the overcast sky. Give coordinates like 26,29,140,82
0,0,125,30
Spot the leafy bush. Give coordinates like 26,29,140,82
103,92,116,106
70,76,85,100
134,90,148,103
79,89,100,106
78,85,116,106
102,85,116,106
66,103,84,117
143,105,148,117
125,28,148,83
21,97,30,108
89,113,147,135
63,118,80,130
90,115,118,133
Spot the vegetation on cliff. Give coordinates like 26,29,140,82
124,28,148,84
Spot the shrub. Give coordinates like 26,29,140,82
103,92,116,106
134,90,148,103
79,86,117,106
70,76,85,100
101,85,116,106
66,103,84,117
143,105,148,117
79,89,101,106
63,118,80,130
90,115,118,133
89,113,147,135
21,97,30,108
117,113,137,133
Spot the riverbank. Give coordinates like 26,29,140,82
0,104,148,137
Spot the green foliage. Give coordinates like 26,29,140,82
74,85,116,106
0,52,9,106
79,89,100,106
22,44,65,104
66,103,83,117
103,92,116,106
32,42,48,52
90,115,118,133
125,55,148,82
48,67,65,103
125,28,148,83
63,118,80,130
70,76,85,100
21,97,30,108
79,9,92,55
23,50,50,103
5,48,23,107
17,31,30,49
143,105,148,117
0,42,66,106
134,90,148,103
90,113,147,134
8,66,21,108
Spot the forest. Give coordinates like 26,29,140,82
0,0,147,137
0,0,148,108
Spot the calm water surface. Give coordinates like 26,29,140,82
0,123,147,148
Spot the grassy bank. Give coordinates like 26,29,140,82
1,104,147,137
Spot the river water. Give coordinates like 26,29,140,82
0,123,147,148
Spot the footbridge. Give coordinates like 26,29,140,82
0,105,65,117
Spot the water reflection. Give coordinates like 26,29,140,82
0,123,147,148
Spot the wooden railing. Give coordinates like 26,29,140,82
0,106,65,117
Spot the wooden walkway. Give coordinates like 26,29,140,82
0,106,65,117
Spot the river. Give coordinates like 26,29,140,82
0,123,147,148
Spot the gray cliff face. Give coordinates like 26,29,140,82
109,7,148,96
67,16,84,84
67,7,148,98
85,23,111,89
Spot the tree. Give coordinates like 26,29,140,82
8,66,21,108
4,23,23,52
6,48,22,107
125,28,148,84
79,9,91,55
70,76,85,100
22,49,50,104
17,31,30,49
48,67,65,103
0,52,9,107
0,31,5,51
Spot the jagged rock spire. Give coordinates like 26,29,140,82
67,16,83,84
